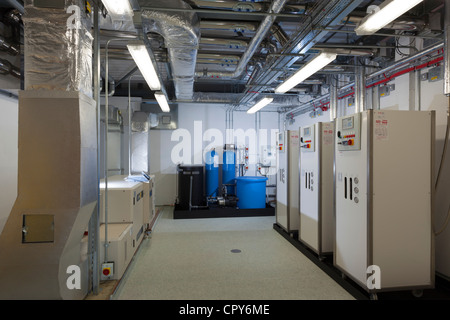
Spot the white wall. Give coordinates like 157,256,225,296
0,93,18,235
149,103,280,205
288,65,450,280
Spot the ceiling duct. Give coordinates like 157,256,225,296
196,0,288,79
191,92,306,107
137,0,200,101
131,111,150,132
189,0,264,12
199,20,258,34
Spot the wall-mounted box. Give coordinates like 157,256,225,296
428,65,443,82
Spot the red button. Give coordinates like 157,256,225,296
103,268,110,276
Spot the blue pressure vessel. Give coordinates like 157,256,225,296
222,150,236,195
205,150,219,197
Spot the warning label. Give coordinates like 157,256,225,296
323,129,334,145
374,115,389,141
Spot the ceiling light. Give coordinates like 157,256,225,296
247,97,274,114
154,92,171,113
275,52,337,94
101,0,133,21
127,41,161,91
354,0,424,36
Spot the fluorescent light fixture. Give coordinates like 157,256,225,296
275,52,337,94
101,0,133,21
154,92,171,113
247,97,274,114
127,41,161,91
354,0,424,36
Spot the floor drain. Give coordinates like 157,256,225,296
230,249,241,253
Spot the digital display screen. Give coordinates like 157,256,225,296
342,117,354,130
303,127,310,136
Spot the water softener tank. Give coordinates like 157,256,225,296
236,176,268,209
205,150,219,197
177,165,204,210
222,150,236,195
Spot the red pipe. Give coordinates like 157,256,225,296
366,56,444,89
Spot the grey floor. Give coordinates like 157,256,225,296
112,206,355,300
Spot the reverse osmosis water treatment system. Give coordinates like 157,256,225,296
174,144,276,218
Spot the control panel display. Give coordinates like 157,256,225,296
300,125,315,152
303,127,311,136
342,117,354,130
337,113,361,151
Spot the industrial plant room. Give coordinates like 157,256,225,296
1,0,450,308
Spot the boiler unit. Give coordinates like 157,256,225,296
334,110,435,298
299,122,334,258
276,130,300,234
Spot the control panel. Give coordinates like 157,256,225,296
300,125,315,152
277,132,285,152
336,113,361,151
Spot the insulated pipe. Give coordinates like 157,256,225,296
139,0,200,101
197,0,288,79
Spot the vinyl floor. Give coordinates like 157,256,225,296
111,206,355,300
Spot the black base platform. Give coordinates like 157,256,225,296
273,223,450,301
173,203,275,219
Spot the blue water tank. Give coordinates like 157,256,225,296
205,150,219,197
236,176,268,209
222,150,236,195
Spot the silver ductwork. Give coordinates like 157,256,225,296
138,0,200,101
200,20,258,34
22,0,93,97
192,92,306,107
190,0,264,12
197,0,288,79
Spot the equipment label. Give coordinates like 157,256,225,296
374,113,389,141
